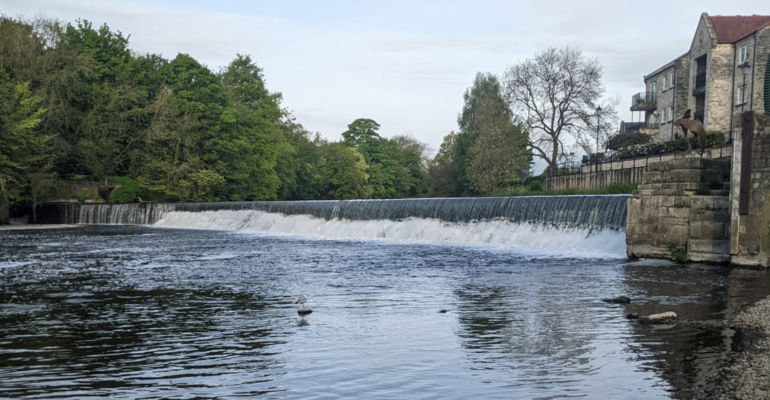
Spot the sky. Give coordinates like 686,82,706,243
3,0,770,160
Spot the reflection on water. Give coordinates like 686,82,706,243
1,226,769,399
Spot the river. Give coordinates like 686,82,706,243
2,213,770,399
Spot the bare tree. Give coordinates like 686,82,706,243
502,47,618,169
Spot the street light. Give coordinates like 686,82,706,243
595,106,602,172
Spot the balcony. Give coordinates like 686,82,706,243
630,92,657,111
693,72,706,96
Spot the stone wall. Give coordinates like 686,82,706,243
675,56,692,133
752,27,770,114
706,44,735,134
542,168,645,191
729,113,770,266
626,158,732,262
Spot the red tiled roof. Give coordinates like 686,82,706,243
710,15,770,44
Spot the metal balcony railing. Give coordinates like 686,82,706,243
631,91,657,111
695,72,707,90
644,121,660,129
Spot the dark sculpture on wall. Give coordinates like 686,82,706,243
673,109,707,154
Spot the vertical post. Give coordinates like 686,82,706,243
596,106,602,173
739,111,755,215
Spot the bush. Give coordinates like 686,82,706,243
614,130,727,160
526,180,543,192
108,176,142,203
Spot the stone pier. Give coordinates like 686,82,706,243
730,113,770,266
626,158,732,262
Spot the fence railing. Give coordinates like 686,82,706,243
543,143,732,178
631,91,658,108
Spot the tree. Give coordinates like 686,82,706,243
457,72,530,193
342,118,394,198
502,47,618,169
321,144,371,200
383,134,429,198
427,132,462,197
0,69,54,210
219,54,290,200
276,121,326,200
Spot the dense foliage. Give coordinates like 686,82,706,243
0,15,436,210
614,131,726,160
428,73,531,196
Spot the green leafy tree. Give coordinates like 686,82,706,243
342,118,394,198
321,143,371,200
0,69,54,210
277,121,325,200
383,135,428,198
457,72,530,193
218,54,291,200
427,132,462,197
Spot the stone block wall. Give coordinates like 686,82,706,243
752,27,770,114
706,44,735,134
626,158,732,262
730,113,770,266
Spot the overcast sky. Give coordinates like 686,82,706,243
3,0,770,158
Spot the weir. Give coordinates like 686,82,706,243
77,195,629,230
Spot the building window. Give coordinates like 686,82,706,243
669,106,674,122
740,45,750,64
737,86,746,105
663,76,668,90
650,81,657,95
661,108,667,124
669,72,674,88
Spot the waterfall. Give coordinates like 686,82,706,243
78,196,628,231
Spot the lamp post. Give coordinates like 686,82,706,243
595,106,602,172
738,60,751,115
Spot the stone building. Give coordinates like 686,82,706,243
625,13,770,143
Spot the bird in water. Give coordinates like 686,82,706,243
295,294,312,316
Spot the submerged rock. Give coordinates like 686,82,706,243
602,296,631,304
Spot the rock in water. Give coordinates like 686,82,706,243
298,308,313,316
638,311,677,324
602,296,631,304
626,313,640,320
438,309,448,314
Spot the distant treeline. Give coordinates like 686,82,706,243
0,15,533,211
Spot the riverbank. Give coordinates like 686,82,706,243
0,224,77,231
697,295,770,399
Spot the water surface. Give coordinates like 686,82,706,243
1,225,769,399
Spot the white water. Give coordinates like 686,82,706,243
154,210,627,259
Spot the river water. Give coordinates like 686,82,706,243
1,217,770,399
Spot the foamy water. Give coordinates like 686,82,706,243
154,210,627,259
